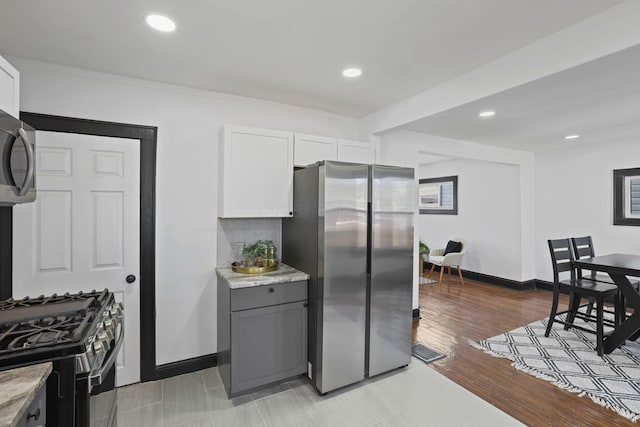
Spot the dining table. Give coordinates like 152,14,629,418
573,253,640,354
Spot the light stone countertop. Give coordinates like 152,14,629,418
0,362,52,427
216,263,309,289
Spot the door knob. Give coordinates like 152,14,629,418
126,275,136,284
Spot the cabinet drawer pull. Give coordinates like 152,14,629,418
27,407,41,421
268,287,275,293
303,302,308,307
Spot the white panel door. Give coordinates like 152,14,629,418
13,131,141,386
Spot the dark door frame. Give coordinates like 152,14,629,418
0,112,158,382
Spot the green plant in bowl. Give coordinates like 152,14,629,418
243,240,277,266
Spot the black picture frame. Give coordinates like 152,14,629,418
614,167,640,226
419,175,458,215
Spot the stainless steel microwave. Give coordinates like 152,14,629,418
0,108,35,206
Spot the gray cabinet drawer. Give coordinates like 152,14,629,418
231,280,307,311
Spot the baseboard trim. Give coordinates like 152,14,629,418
423,262,536,291
153,353,218,381
461,270,537,291
412,308,420,320
534,279,554,292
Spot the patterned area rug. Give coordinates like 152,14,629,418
419,277,438,285
471,314,640,422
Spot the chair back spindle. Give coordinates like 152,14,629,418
571,236,597,281
548,238,576,283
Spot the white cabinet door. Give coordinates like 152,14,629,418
293,133,337,167
219,125,294,217
0,54,19,119
337,139,376,164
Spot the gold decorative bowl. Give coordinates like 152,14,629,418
231,260,278,274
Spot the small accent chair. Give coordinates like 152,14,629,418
546,238,619,356
427,238,466,285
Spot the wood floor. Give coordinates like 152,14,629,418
413,273,636,427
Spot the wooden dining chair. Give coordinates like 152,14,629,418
571,235,615,317
571,236,614,284
546,238,619,356
571,235,640,316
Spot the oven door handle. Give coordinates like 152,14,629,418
90,323,124,388
14,127,35,197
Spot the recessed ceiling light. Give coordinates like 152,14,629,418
342,68,362,78
564,134,580,140
145,14,176,32
478,111,496,118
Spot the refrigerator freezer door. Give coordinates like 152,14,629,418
318,161,369,393
368,165,414,377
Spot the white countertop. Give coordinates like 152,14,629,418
216,263,309,289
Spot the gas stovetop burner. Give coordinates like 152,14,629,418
25,330,66,347
0,289,117,365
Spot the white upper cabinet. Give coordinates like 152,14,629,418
293,133,338,167
218,125,294,218
337,139,376,164
0,54,19,118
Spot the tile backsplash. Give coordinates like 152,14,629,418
217,218,282,267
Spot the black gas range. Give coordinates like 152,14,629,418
0,289,123,427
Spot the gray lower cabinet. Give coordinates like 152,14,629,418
217,278,308,397
16,386,46,427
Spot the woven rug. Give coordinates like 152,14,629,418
471,313,640,422
419,277,438,285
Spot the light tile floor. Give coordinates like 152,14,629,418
116,359,524,427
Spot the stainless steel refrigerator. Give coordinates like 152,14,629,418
282,160,414,394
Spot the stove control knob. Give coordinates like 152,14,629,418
105,327,115,340
97,329,113,344
99,336,111,351
102,325,115,341
111,317,120,328
110,306,123,319
93,341,106,354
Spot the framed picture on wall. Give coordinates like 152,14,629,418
419,175,458,215
614,167,640,226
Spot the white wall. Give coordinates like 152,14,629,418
379,130,534,306
380,130,640,289
419,159,522,281
535,138,640,282
12,57,359,365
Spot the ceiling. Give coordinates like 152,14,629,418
0,0,624,117
404,43,640,152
